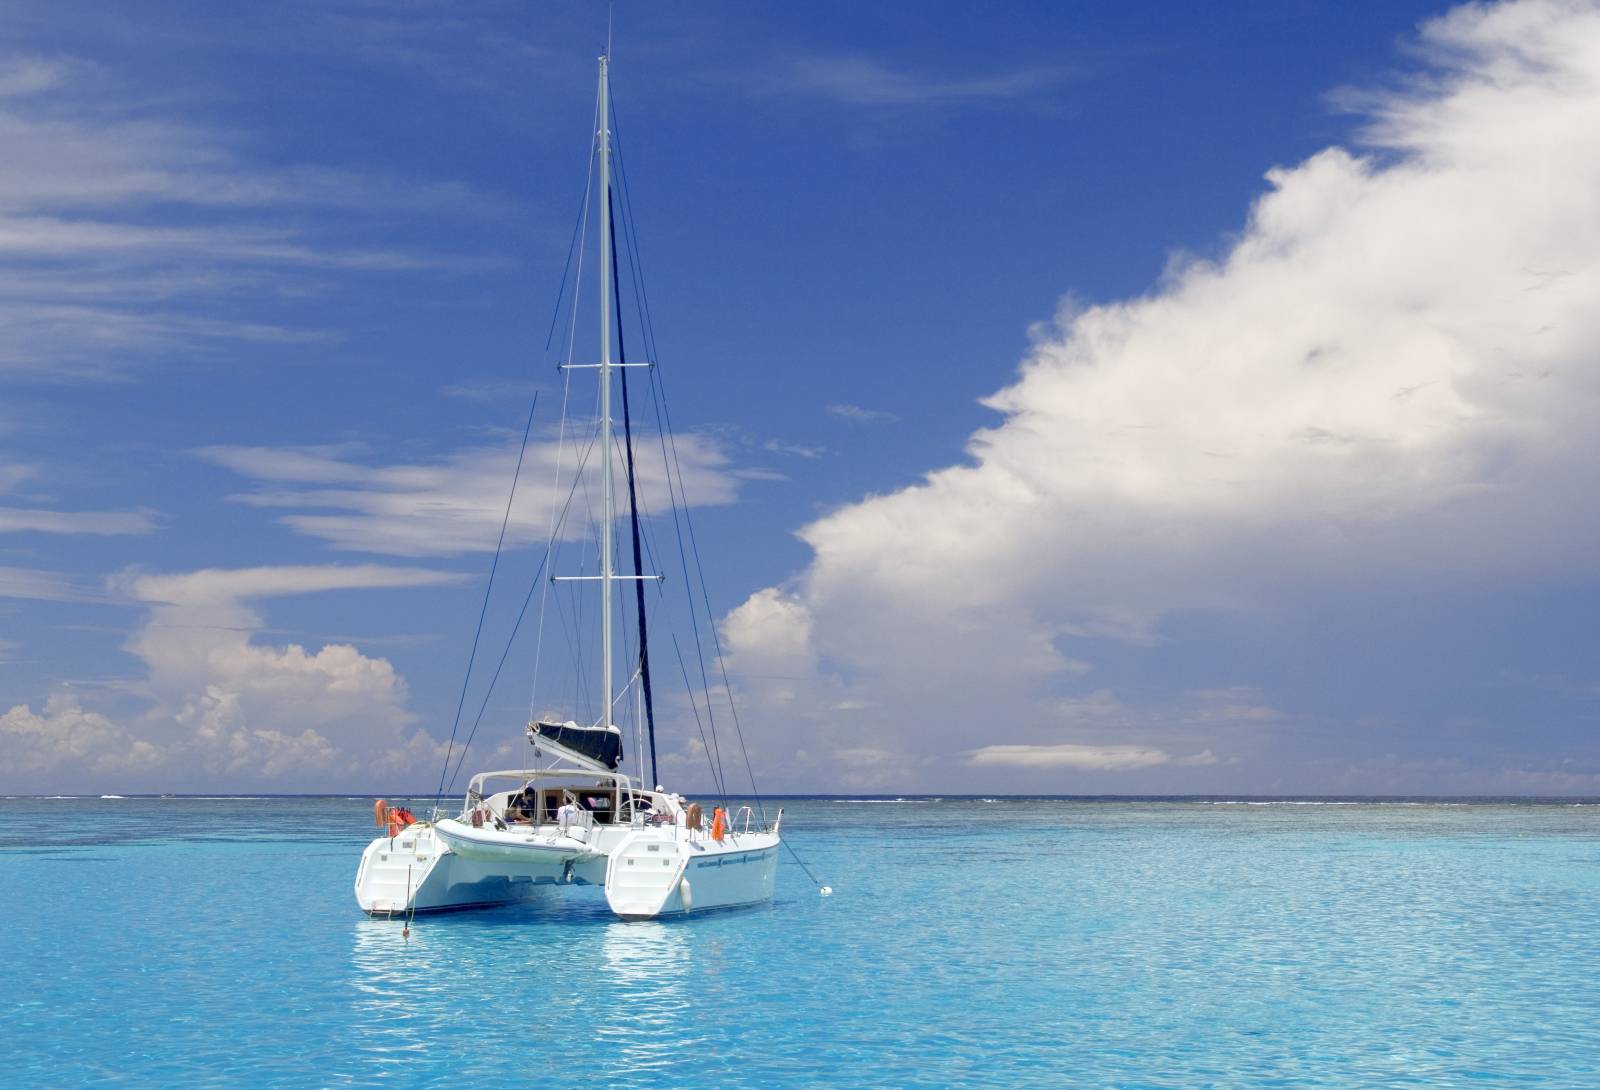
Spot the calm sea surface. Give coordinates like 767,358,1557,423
3,796,1598,1088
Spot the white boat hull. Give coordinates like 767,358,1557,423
356,820,780,919
354,825,569,915
679,836,780,912
605,829,780,919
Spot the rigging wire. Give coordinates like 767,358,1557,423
611,111,767,820
543,186,591,353
433,391,539,809
607,152,672,597
667,405,770,820
648,376,730,799
529,359,580,722
607,128,729,800
444,551,549,791
436,86,602,805
446,425,603,791
672,633,729,802
611,110,768,819
607,184,660,789
530,78,602,726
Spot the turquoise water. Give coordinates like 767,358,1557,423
3,797,1598,1088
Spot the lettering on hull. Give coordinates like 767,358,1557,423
692,848,776,870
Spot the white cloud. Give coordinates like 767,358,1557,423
0,53,505,378
0,691,161,775
120,563,459,605
0,564,463,790
771,56,1063,109
0,56,63,98
723,0,1600,789
0,216,434,266
1186,688,1282,724
441,380,542,403
0,462,34,492
722,587,816,695
0,565,121,604
0,456,157,552
826,403,899,424
966,744,1218,771
762,439,828,459
199,434,749,557
0,506,156,535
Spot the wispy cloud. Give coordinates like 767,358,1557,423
769,55,1064,109
0,53,508,379
304,9,554,96
826,403,899,424
0,565,123,604
763,439,828,459
0,216,497,270
118,563,463,606
0,55,60,97
0,463,35,492
0,506,156,535
316,632,441,649
0,305,333,375
197,434,749,557
965,743,1218,771
441,379,542,403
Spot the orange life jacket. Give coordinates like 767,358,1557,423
387,807,416,837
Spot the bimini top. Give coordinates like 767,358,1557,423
527,720,623,772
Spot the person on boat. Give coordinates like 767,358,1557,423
555,797,582,829
505,786,538,824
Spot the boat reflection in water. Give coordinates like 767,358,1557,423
346,916,445,1080
345,902,713,1084
593,921,701,1078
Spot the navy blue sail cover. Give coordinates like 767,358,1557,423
531,721,623,770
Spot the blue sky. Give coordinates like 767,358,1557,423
4,0,1599,795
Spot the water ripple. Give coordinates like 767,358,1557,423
1,797,1596,1087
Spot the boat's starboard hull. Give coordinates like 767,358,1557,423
605,829,780,919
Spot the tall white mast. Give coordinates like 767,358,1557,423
597,55,615,730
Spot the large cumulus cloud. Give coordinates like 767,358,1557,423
724,0,1600,790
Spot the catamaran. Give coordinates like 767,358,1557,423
354,53,781,921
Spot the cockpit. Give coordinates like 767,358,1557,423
470,771,672,830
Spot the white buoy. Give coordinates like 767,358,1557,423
679,877,693,912
820,886,833,896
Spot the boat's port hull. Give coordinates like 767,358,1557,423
354,827,574,914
